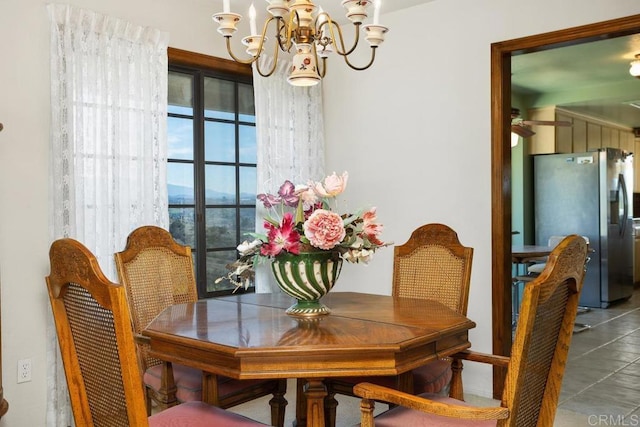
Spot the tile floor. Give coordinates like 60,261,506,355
557,287,640,420
232,288,640,426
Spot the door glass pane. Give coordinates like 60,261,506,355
207,250,240,292
239,125,256,164
204,77,235,120
168,163,194,205
169,207,196,250
168,71,193,115
205,121,235,162
168,116,194,160
240,207,256,240
238,82,255,123
205,164,236,204
240,167,257,204
206,208,237,248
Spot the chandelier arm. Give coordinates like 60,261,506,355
276,19,292,52
311,42,324,78
281,10,299,52
317,56,327,78
254,43,281,78
341,47,377,71
251,20,283,78
224,37,258,65
327,21,361,57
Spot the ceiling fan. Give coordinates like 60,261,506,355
511,108,572,138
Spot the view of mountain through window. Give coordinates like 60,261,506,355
167,65,256,297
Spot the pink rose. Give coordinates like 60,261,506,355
303,209,346,250
313,171,348,198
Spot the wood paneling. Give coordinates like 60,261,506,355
556,112,573,153
587,123,602,151
573,118,587,152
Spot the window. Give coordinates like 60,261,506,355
167,49,255,298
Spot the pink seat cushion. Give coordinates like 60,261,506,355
144,364,202,402
144,364,273,403
334,359,452,395
149,401,266,426
412,359,453,394
373,394,498,427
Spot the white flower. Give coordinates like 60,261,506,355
343,248,374,264
237,239,262,256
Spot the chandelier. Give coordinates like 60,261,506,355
212,0,388,86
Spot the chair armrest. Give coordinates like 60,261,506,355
353,382,509,420
452,350,510,368
134,333,150,346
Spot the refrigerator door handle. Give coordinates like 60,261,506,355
619,173,629,237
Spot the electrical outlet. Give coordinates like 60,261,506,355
17,358,32,383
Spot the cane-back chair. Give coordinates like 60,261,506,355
354,234,588,427
46,238,266,427
114,225,287,426
321,223,474,426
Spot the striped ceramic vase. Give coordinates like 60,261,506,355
271,251,343,317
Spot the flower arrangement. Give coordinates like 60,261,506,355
217,171,390,290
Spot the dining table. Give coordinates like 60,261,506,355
142,291,476,427
511,244,554,266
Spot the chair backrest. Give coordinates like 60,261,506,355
392,223,473,315
500,234,588,427
548,235,589,248
46,238,150,426
114,225,198,371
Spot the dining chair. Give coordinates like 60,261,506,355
514,234,591,332
525,235,586,275
320,223,474,426
354,234,588,427
114,225,287,426
45,238,267,426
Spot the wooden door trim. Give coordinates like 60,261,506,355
491,13,640,398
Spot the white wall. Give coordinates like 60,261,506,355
1,0,639,425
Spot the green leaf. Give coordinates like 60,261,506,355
263,216,280,227
343,214,359,226
295,199,306,225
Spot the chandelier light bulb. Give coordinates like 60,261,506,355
249,4,257,35
511,132,519,148
373,0,381,25
630,54,640,78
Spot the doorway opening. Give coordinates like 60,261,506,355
490,14,640,398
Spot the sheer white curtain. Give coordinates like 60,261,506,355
253,55,326,292
47,4,169,425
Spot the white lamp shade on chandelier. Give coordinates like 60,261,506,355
212,0,389,86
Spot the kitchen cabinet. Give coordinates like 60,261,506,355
528,107,634,155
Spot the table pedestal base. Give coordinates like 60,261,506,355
294,378,328,427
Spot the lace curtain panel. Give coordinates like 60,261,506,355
253,55,326,293
47,4,169,425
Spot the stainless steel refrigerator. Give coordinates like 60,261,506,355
533,148,634,308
